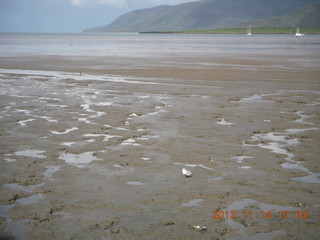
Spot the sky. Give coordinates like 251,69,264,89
0,0,200,33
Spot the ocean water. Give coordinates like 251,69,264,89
0,33,320,60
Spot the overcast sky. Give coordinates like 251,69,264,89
0,0,200,33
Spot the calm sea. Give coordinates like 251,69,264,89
0,33,320,60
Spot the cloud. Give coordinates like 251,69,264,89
136,0,198,4
128,0,200,7
69,0,199,8
69,0,127,8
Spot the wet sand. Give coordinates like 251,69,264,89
0,49,320,239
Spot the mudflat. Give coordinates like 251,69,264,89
0,34,319,240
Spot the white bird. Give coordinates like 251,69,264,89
182,168,192,178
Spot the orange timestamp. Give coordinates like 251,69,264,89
212,210,308,220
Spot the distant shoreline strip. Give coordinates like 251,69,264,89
139,28,320,34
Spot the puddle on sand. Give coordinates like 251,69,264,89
281,161,320,184
244,127,320,183
290,173,320,184
96,102,113,106
5,219,35,240
120,139,141,146
126,181,144,186
239,94,271,103
18,119,35,127
224,198,298,239
217,118,234,126
43,166,63,180
0,204,30,240
209,176,223,181
285,127,319,134
52,211,72,220
16,194,44,205
58,152,101,166
3,183,45,193
174,162,214,171
181,198,204,207
61,142,76,147
78,117,92,124
225,198,299,213
0,205,14,218
231,156,252,163
83,133,121,142
51,127,78,135
293,111,314,125
137,135,159,141
14,150,46,159
4,157,16,162
230,229,287,240
239,166,251,169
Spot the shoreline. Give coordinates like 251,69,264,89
140,28,320,35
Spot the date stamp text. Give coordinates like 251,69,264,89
212,210,308,220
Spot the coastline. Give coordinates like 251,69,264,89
139,28,320,35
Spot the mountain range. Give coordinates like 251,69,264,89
84,0,320,32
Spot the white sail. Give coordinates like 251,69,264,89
295,27,304,37
247,25,252,36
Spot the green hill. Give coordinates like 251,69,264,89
239,1,320,28
84,0,320,32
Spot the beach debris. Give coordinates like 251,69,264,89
95,218,120,230
192,225,207,232
163,221,175,226
182,168,192,178
111,229,120,234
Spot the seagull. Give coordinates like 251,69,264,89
182,168,192,178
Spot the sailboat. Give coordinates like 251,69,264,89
295,27,304,37
246,25,252,36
